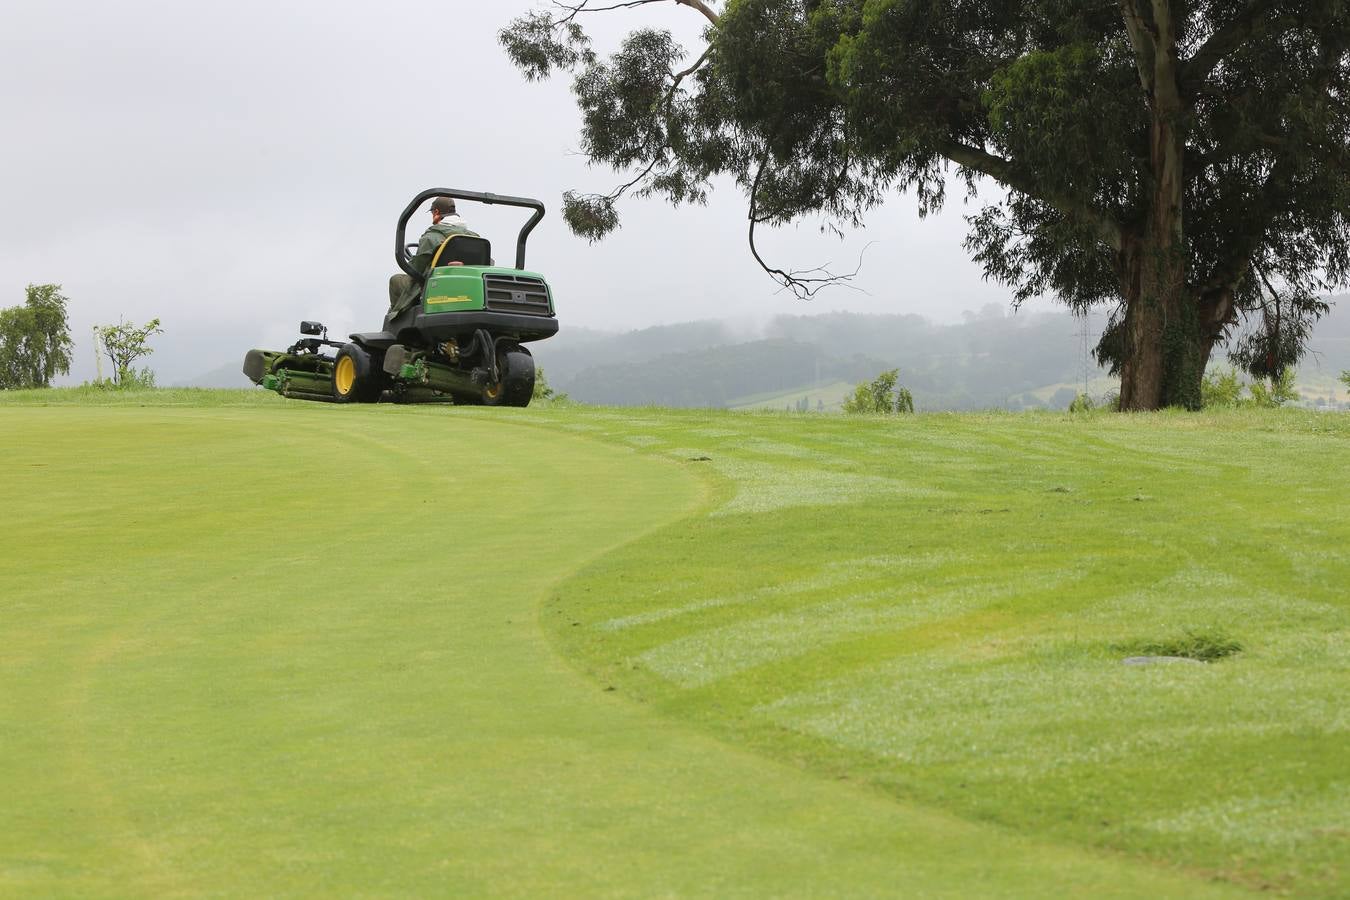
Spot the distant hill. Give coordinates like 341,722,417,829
537,308,1115,411
180,297,1349,409
535,299,1350,411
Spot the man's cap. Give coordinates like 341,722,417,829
431,197,457,215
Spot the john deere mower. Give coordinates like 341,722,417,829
243,188,558,406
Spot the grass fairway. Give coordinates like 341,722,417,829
538,406,1348,896
1,391,1343,896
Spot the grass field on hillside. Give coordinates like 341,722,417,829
1,389,1345,896
728,381,855,412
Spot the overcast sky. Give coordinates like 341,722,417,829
1,0,1044,384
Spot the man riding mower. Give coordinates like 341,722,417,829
243,188,558,406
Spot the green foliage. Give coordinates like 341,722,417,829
531,365,570,405
0,283,74,389
1200,368,1244,408
1067,392,1095,413
843,369,913,414
94,318,162,387
1339,370,1349,391
1248,368,1300,408
1202,367,1299,408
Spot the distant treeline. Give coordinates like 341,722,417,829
534,302,1350,411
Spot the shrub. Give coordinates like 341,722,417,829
1068,392,1095,413
1248,368,1299,408
1201,367,1298,409
1200,368,1243,408
532,366,570,405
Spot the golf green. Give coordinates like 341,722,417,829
1,401,1250,896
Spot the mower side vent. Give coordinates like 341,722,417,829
483,274,552,316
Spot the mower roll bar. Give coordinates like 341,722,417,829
395,188,546,278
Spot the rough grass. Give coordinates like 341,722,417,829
531,404,1349,896
1115,630,1245,661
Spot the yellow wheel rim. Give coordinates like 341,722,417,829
335,356,356,395
484,381,504,401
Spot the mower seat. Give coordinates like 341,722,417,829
383,235,495,333
430,234,492,268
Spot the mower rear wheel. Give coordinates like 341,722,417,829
480,343,534,407
332,343,384,403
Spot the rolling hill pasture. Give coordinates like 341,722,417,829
1,389,1345,896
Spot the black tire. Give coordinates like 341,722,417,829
481,343,535,408
332,343,385,403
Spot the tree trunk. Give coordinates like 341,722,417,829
1116,233,1206,411
1116,6,1206,412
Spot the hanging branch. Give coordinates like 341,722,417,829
548,0,719,26
747,154,867,299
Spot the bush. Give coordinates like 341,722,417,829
532,366,570,405
1068,392,1095,413
84,367,156,391
1201,368,1244,408
1248,368,1299,408
1201,367,1298,409
843,369,914,414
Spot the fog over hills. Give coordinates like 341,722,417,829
184,299,1350,411
532,299,1350,410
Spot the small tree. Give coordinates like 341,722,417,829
0,284,74,389
843,369,914,414
95,318,162,387
1341,371,1350,392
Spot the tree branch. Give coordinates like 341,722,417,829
747,154,864,299
1197,37,1341,317
1149,0,1183,112
1197,152,1298,330
941,141,1124,251
1181,1,1292,98
549,0,718,26
1117,0,1158,96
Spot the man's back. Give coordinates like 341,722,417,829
389,198,482,317
409,218,481,275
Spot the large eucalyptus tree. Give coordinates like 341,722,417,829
502,0,1349,410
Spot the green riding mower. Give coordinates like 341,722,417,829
243,188,558,406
